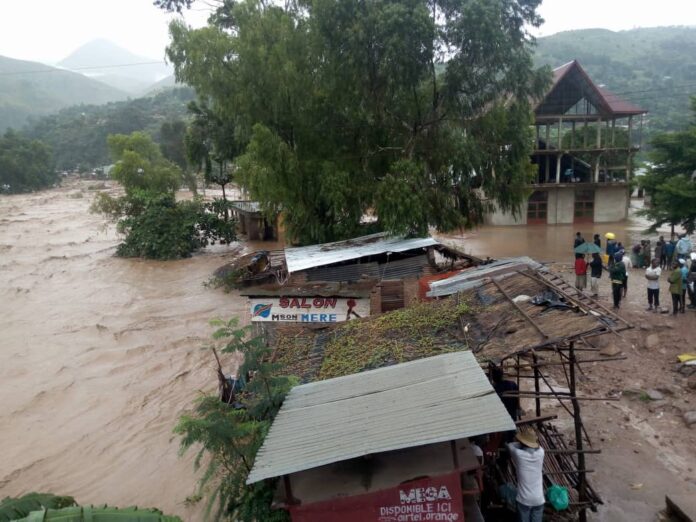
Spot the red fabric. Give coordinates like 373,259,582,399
574,258,587,276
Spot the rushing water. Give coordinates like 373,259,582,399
0,181,252,519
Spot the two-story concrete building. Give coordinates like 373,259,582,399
486,60,647,226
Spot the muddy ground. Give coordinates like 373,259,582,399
541,263,696,521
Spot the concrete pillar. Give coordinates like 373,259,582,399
556,154,562,183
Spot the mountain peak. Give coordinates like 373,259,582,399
57,39,172,92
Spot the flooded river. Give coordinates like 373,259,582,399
0,182,671,519
0,181,249,519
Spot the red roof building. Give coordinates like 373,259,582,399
487,60,648,226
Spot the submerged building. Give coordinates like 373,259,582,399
487,60,647,226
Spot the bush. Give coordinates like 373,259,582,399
113,194,237,260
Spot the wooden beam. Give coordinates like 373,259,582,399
491,278,548,340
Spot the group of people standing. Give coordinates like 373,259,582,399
573,231,696,314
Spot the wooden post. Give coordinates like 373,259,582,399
545,123,551,183
569,341,588,522
450,440,460,469
533,352,541,417
283,475,300,505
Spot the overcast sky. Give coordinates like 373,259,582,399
0,0,695,64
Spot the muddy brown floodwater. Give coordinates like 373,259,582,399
0,180,254,519
441,200,675,263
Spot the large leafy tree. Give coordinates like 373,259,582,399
185,99,240,206
639,96,696,233
0,130,55,193
161,0,548,244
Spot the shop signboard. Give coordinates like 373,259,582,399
288,472,464,522
250,296,370,323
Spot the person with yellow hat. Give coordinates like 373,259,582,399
507,428,546,521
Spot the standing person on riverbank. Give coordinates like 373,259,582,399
575,254,588,291
676,234,692,261
645,258,661,312
680,259,689,312
655,237,665,269
610,254,627,309
589,252,603,298
574,232,585,249
669,261,684,315
687,255,696,309
621,251,633,298
606,234,617,268
665,237,676,268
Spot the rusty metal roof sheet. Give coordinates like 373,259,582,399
246,351,515,484
284,233,439,273
427,257,544,298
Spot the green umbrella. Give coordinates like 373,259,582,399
574,242,601,255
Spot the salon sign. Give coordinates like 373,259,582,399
249,296,370,323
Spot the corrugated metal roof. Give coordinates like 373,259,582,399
427,257,543,298
230,200,261,213
284,233,439,273
247,351,515,484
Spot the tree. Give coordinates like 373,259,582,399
175,318,294,521
159,119,188,171
0,130,55,193
185,100,240,210
639,96,696,233
162,0,547,245
92,132,236,259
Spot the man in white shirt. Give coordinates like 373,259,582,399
507,428,545,521
645,258,662,311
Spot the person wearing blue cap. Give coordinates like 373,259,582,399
609,253,627,309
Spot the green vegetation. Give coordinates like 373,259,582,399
23,88,195,171
0,493,180,521
1,492,77,521
175,318,294,521
318,300,469,379
161,0,547,245
639,97,696,233
0,55,126,133
91,132,235,259
535,27,696,143
0,130,55,193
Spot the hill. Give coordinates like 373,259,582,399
58,39,171,94
23,87,196,170
535,26,696,140
0,55,128,132
143,74,179,96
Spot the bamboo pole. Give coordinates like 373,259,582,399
570,341,588,522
